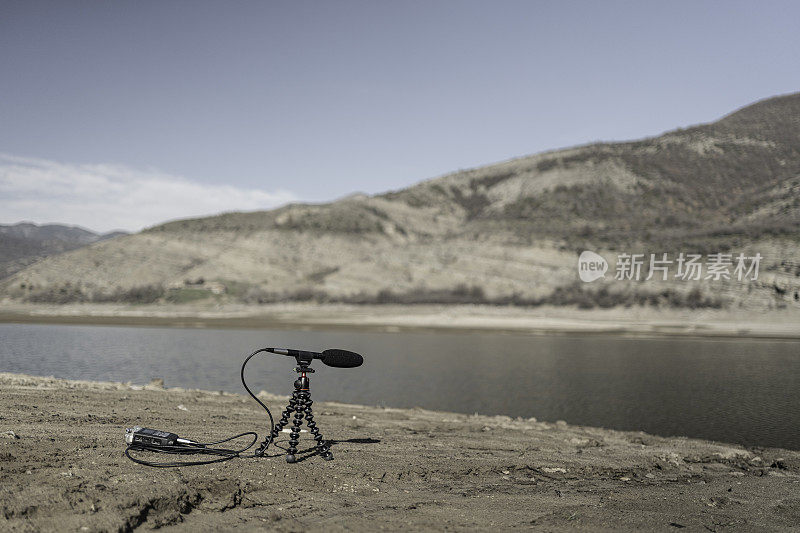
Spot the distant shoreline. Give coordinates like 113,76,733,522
1,302,799,339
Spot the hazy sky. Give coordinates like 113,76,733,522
1,1,799,231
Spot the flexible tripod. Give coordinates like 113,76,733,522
267,361,333,463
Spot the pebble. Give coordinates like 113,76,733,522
1,430,19,439
177,404,189,411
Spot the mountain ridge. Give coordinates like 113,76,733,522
0,222,127,279
3,93,799,309
148,93,800,245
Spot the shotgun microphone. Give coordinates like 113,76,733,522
265,348,363,368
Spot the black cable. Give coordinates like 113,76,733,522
240,348,276,456
124,432,258,467
124,348,276,467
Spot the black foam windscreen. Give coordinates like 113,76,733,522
320,349,363,368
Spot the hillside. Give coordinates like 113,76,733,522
2,94,799,310
0,223,126,279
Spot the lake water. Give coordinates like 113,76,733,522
1,323,798,449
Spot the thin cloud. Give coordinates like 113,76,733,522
0,154,298,232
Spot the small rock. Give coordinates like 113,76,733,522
501,470,510,475
570,437,602,448
771,459,787,470
481,426,493,432
1,430,19,439
713,448,752,461
620,477,631,482
177,404,189,411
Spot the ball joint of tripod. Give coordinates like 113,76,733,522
294,375,309,390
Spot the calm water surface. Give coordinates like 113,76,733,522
1,323,798,449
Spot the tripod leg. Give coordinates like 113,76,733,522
285,391,306,463
255,390,300,456
304,394,333,461
271,390,300,439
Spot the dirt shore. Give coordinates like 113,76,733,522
2,302,800,339
1,373,799,531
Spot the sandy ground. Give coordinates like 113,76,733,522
1,302,800,338
1,373,799,532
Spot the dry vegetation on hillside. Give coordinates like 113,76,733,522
3,94,799,311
